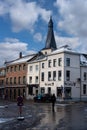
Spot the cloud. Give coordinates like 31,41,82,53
55,0,87,37
54,0,87,53
0,38,36,67
34,33,42,42
0,0,51,32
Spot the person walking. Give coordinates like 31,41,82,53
51,93,56,112
17,94,23,117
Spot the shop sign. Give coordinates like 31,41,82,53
45,82,54,86
64,81,76,86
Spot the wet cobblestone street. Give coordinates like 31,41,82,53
0,100,87,130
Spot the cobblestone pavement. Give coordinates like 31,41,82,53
0,100,87,130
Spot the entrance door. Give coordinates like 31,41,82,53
48,87,51,94
65,87,71,98
57,87,62,97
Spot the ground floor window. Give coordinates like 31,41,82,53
14,89,16,99
28,86,33,95
65,87,71,98
83,84,86,95
48,87,51,94
57,87,62,97
41,87,45,94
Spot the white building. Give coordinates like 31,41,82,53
26,17,87,101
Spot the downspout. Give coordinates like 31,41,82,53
79,54,81,102
39,61,41,94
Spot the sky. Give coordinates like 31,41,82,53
0,0,87,67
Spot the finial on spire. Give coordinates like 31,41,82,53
48,15,53,28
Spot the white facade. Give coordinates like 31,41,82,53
26,46,87,100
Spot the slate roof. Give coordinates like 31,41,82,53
45,17,57,50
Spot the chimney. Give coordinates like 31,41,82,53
19,52,22,58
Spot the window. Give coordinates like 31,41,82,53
66,58,70,66
23,64,26,70
66,70,70,81
84,72,87,81
53,59,57,67
58,58,62,66
10,77,12,84
42,63,44,68
83,84,86,94
14,66,17,71
41,87,45,94
58,71,62,81
35,76,38,83
19,65,21,71
14,77,16,84
41,72,44,81
6,78,8,84
36,65,38,71
53,71,56,81
23,76,26,84
18,77,21,84
28,86,33,95
7,67,9,72
48,71,51,81
29,77,32,83
48,60,51,67
30,66,33,72
48,87,51,94
10,67,13,72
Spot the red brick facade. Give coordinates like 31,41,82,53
4,63,27,100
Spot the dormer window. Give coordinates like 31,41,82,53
45,52,47,55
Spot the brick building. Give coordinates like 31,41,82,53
0,53,34,100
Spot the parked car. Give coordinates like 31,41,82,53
33,93,52,103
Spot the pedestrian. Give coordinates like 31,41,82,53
51,93,56,112
17,94,23,117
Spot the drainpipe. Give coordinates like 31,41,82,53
80,66,81,102
39,61,41,94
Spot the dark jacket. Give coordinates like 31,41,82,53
51,94,56,103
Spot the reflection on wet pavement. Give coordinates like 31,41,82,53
0,102,87,130
30,103,87,130
31,103,65,130
0,118,14,123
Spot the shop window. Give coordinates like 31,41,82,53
41,87,45,94
83,84,86,94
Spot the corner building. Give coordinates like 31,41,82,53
26,17,87,100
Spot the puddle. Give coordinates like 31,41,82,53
0,118,14,123
0,105,8,108
56,104,70,107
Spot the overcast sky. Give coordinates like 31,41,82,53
0,0,87,66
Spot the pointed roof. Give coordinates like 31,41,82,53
45,16,57,50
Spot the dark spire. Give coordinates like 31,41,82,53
45,16,57,50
